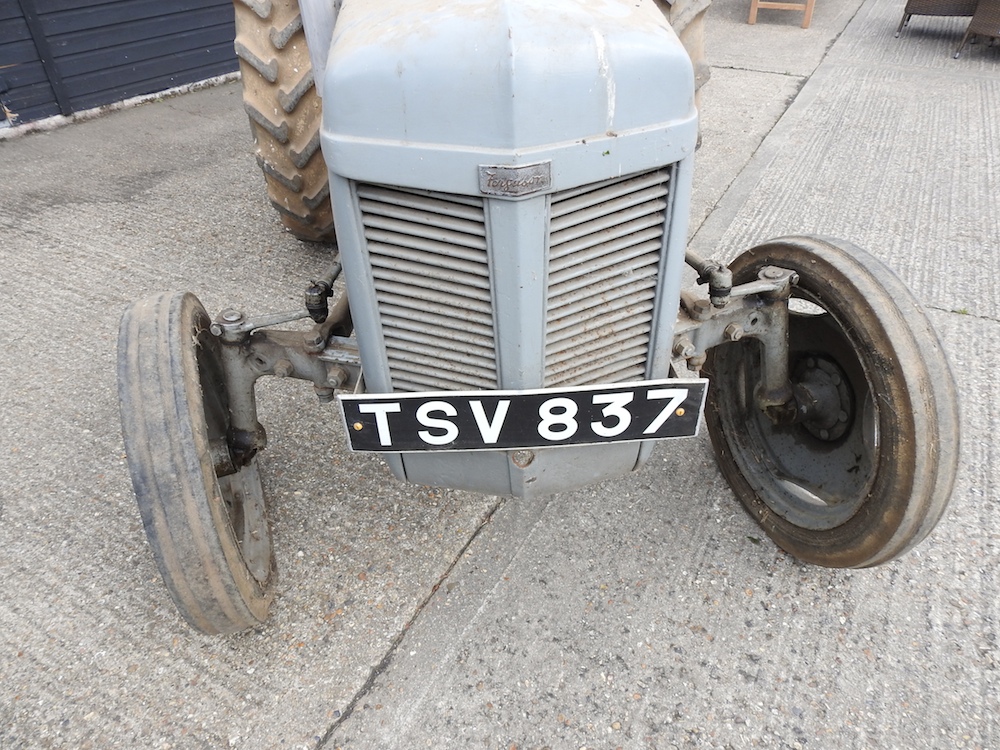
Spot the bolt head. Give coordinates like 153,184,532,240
724,323,744,341
673,338,696,358
690,299,713,320
327,367,348,388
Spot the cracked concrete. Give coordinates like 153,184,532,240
317,497,507,744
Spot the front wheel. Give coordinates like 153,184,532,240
703,236,959,568
118,292,275,633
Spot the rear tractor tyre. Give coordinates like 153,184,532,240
234,0,335,242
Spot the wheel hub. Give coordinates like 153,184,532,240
792,355,854,441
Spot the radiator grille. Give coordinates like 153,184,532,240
359,169,671,393
545,169,670,387
358,184,498,392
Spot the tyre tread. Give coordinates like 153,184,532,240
234,0,335,242
119,293,273,634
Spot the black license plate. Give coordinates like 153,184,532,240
338,379,708,453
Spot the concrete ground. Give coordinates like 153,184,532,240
0,0,996,748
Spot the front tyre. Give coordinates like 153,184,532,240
118,292,275,634
703,236,959,568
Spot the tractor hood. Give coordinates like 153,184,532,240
321,0,697,191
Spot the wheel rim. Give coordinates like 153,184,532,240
195,326,272,586
723,291,880,531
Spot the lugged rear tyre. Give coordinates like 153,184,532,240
234,0,335,242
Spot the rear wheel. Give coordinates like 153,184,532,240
704,236,959,568
234,0,335,242
655,0,712,102
119,292,275,634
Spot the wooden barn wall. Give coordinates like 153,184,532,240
0,0,238,126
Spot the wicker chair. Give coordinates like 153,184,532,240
895,0,978,37
954,0,1000,56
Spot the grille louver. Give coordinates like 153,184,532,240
545,169,670,387
357,168,671,394
359,184,498,392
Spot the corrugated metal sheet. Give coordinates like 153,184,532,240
0,0,237,126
